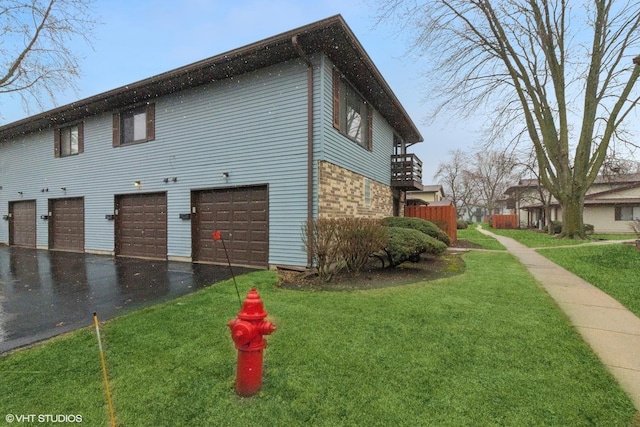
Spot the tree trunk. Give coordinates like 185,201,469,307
545,202,553,235
559,195,586,239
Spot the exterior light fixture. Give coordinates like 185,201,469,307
18,191,23,195
61,187,67,192
172,177,178,182
163,178,169,183
222,172,229,179
134,181,141,187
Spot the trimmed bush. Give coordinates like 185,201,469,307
381,217,451,246
337,218,388,273
457,219,469,229
382,227,447,268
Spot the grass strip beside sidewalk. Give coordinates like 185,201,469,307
457,225,506,250
1,252,637,426
539,243,640,318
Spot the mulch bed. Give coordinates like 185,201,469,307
277,251,467,291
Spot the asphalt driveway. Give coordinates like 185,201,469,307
0,246,255,353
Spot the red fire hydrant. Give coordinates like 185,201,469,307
227,288,276,397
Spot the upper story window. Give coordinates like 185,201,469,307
112,103,155,147
333,69,372,151
54,122,84,158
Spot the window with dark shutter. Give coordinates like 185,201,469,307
113,103,156,146
54,129,61,158
332,69,341,129
112,113,120,147
54,122,84,157
332,70,373,151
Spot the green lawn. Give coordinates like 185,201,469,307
457,225,506,250
591,234,636,241
1,252,637,426
486,227,594,248
486,227,633,248
539,244,640,318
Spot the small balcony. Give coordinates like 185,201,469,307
391,154,423,191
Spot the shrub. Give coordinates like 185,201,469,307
544,221,563,234
301,218,342,281
302,218,388,280
381,227,447,268
433,219,449,232
457,219,468,229
543,221,595,235
381,217,451,246
337,218,388,273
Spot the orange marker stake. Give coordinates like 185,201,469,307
93,312,116,427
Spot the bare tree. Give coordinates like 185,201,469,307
376,0,640,238
469,149,518,216
436,150,482,220
0,0,96,115
434,149,471,218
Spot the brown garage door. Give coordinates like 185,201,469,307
9,200,36,248
115,192,167,260
192,185,268,268
49,197,84,252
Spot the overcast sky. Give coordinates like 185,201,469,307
0,0,483,180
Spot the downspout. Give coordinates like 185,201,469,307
292,35,314,267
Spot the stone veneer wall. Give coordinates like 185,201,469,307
318,160,394,218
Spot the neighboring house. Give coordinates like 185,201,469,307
458,205,486,223
406,185,444,206
0,15,423,269
505,174,640,233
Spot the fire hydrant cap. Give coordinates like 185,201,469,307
237,288,268,320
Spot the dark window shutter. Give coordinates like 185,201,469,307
367,105,373,151
77,122,84,154
112,113,121,147
332,69,340,130
146,103,155,141
54,129,60,158
615,206,621,221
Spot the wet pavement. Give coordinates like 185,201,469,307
0,246,255,353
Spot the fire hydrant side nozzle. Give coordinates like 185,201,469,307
227,287,276,397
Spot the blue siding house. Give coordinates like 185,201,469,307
0,15,423,268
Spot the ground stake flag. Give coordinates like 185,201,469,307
212,230,242,308
94,312,116,427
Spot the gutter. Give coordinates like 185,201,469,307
292,35,314,267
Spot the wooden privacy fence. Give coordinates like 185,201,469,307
492,214,518,229
404,205,457,244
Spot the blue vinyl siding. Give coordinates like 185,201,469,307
0,53,403,267
0,60,310,266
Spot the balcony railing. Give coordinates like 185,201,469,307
391,154,423,191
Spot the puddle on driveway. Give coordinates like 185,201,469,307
0,246,255,353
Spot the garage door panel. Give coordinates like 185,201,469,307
116,193,167,260
192,185,268,268
49,198,84,252
9,200,36,248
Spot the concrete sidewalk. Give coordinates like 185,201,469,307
477,226,640,410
